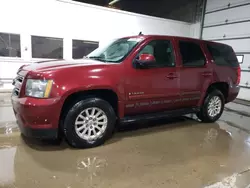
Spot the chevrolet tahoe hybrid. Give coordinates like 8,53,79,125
11,35,241,148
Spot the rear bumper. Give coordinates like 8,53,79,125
11,95,63,139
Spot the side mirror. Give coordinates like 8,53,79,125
139,53,155,62
135,54,156,68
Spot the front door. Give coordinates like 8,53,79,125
177,39,212,108
124,38,180,116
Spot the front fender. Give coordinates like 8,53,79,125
52,76,124,102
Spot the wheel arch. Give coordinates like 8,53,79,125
206,82,229,101
58,88,120,131
199,82,229,106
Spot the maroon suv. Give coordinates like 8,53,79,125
11,35,241,148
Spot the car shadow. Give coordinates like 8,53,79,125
107,115,199,145
21,114,200,151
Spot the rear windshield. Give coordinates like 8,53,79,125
207,43,239,67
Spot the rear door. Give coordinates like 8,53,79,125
177,39,212,108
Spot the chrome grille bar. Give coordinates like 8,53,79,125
12,75,24,97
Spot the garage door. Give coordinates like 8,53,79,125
201,0,250,101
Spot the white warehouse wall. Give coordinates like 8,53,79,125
0,0,200,91
202,0,250,101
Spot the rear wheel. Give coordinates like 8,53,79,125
63,98,116,148
197,89,225,123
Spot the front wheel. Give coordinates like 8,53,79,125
197,89,225,123
63,98,116,148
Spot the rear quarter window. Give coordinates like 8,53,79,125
207,43,239,67
179,41,206,67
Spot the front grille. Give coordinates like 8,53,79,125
16,76,23,83
12,75,24,96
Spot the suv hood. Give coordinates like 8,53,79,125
22,59,109,72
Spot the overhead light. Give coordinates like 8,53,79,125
109,0,120,5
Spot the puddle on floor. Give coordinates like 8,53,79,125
0,121,19,136
0,112,250,187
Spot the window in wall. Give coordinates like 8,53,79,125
32,36,63,59
207,43,239,67
73,40,99,59
138,40,175,67
0,32,21,57
179,41,205,67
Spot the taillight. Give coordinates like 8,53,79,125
236,66,241,85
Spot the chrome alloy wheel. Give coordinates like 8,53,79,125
207,96,222,118
75,107,108,141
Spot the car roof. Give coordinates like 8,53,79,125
121,34,203,41
121,34,230,47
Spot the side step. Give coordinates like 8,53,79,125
120,107,199,124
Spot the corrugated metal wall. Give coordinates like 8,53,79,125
201,0,250,101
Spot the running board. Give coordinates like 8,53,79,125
120,107,200,124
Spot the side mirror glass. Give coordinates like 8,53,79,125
135,54,156,68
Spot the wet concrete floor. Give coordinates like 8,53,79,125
1,104,250,187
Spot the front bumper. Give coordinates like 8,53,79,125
11,95,62,139
18,124,58,139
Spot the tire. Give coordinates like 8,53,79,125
63,97,116,148
197,89,225,123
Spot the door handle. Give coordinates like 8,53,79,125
166,73,178,79
202,72,212,77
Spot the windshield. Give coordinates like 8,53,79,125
87,37,143,63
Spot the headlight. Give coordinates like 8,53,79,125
25,79,53,98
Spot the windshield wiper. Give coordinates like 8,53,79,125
87,56,106,62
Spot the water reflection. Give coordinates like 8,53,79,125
13,143,109,188
0,146,17,187
75,157,108,187
0,122,19,136
204,173,238,188
204,128,219,143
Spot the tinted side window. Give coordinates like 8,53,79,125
179,41,205,67
73,40,99,59
139,40,175,67
0,32,21,57
207,43,238,67
32,36,63,59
